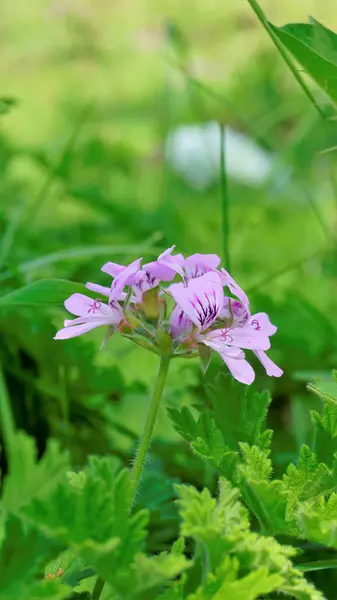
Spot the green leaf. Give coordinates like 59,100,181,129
0,279,88,307
0,515,67,599
269,20,337,104
14,579,71,600
25,458,148,588
308,381,337,406
238,444,288,534
298,494,337,549
205,374,272,451
168,406,237,479
176,478,322,599
212,567,283,600
188,557,283,600
311,403,337,466
176,479,249,571
128,553,191,595
1,432,69,515
282,445,337,517
239,443,272,480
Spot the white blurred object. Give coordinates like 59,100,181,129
166,121,273,188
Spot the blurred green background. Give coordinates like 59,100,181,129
1,0,337,533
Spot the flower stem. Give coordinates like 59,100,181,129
91,357,170,599
130,357,170,498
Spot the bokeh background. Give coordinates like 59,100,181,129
1,1,337,582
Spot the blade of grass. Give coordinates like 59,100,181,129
219,123,230,270
246,0,326,118
0,100,94,265
0,357,16,467
304,188,331,240
297,559,337,572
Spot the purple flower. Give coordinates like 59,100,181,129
169,270,282,385
54,293,123,340
54,245,283,386
87,256,177,304
159,246,221,283
108,258,142,302
169,271,224,331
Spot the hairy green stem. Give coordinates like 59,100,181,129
92,357,170,599
130,357,170,497
0,357,16,467
219,122,230,271
246,0,325,118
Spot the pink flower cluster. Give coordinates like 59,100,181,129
54,246,283,385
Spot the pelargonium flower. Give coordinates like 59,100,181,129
54,293,124,340
54,246,283,385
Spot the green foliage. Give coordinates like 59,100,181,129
270,19,337,105
0,279,88,307
168,374,272,480
176,478,323,600
0,515,70,599
312,404,337,466
282,445,337,512
308,381,337,406
2,432,69,514
204,375,273,451
3,3,337,598
298,494,337,549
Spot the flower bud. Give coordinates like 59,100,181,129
157,327,172,357
141,287,160,321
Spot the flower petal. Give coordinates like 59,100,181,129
158,246,185,277
204,326,271,351
85,282,110,297
254,350,283,377
101,262,125,277
169,271,224,331
220,297,250,327
221,353,255,385
143,260,176,282
170,305,193,338
184,253,221,279
54,322,105,340
250,312,277,336
64,293,110,317
221,268,249,308
109,258,142,300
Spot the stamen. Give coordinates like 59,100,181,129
251,319,261,331
220,327,233,344
87,299,102,314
